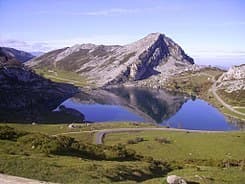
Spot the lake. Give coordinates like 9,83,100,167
56,87,243,131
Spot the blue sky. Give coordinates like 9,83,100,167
0,0,245,60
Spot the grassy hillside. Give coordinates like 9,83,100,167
35,68,88,87
0,123,244,184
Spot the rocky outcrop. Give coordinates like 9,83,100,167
0,50,80,123
166,175,187,184
26,33,194,87
0,47,34,63
217,64,245,92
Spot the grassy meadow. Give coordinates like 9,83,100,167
0,123,244,184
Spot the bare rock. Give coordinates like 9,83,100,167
167,175,187,184
26,33,194,88
217,64,245,92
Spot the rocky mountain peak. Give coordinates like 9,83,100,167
125,33,163,52
27,33,194,87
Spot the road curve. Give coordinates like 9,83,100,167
94,127,225,144
211,81,245,116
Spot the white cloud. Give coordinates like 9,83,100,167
0,39,52,52
0,34,141,52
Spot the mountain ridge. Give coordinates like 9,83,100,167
26,33,195,87
0,47,34,63
0,48,80,123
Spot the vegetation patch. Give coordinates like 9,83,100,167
154,137,171,144
127,137,145,144
35,68,87,87
0,126,27,141
217,89,245,106
1,123,244,183
0,125,173,183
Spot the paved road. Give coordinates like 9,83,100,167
197,72,245,117
0,174,57,184
211,80,245,116
94,127,224,144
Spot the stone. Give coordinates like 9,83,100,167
166,175,187,184
68,123,75,129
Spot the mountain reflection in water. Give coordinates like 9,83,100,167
57,87,244,130
68,88,186,123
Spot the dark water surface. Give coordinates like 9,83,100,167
57,88,243,131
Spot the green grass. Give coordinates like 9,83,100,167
2,122,157,144
104,130,245,161
143,166,245,184
166,71,216,96
0,154,161,184
104,130,245,183
222,108,245,120
0,123,244,184
35,68,88,87
0,124,172,183
4,122,156,136
234,107,245,114
217,90,245,107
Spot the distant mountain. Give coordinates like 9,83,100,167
31,51,44,57
0,47,34,62
26,33,195,87
0,49,80,123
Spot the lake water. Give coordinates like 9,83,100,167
56,87,243,131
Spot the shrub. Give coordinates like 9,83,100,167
17,133,142,161
127,137,145,144
18,133,60,154
18,133,79,154
154,137,171,144
0,126,27,141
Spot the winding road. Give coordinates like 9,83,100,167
211,80,245,116
94,127,224,144
191,72,245,117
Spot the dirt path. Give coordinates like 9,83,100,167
0,174,57,184
94,127,225,144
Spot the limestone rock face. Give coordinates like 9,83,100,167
217,65,245,92
26,33,194,87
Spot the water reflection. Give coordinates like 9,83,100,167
58,87,244,130
70,88,187,123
